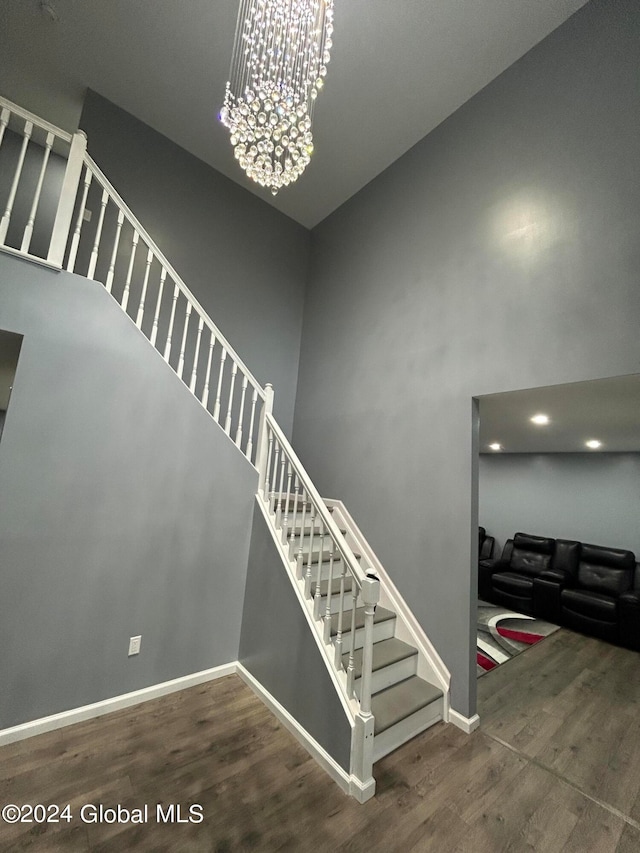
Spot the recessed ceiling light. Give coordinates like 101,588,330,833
585,440,602,449
530,414,550,425
489,443,503,451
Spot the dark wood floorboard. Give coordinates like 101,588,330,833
1,629,639,850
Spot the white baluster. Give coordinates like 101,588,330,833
121,229,139,312
21,130,54,253
224,362,238,435
296,491,308,578
334,560,347,668
235,375,248,447
177,300,192,380
0,107,9,148
150,267,167,347
66,165,92,272
323,544,336,642
213,347,227,423
313,522,327,619
263,428,274,503
0,119,32,244
201,332,216,410
105,210,124,294
281,462,293,545
289,476,300,559
270,443,280,515
86,188,108,280
347,593,359,697
189,316,204,393
245,388,258,461
275,452,286,528
304,507,317,597
135,248,153,329
163,282,179,362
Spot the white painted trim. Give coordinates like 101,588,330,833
449,709,481,734
0,243,62,272
325,499,451,696
0,663,236,747
349,775,376,803
236,663,353,797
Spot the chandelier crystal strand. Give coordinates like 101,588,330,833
221,0,334,195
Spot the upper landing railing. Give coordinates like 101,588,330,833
0,93,381,797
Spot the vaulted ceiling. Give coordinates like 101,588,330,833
1,0,589,227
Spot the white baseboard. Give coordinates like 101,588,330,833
1,661,371,803
349,775,376,803
236,662,353,797
0,662,236,747
449,708,481,734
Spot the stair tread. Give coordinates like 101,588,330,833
372,676,443,735
342,637,418,680
330,605,395,636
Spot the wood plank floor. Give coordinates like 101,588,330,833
1,630,639,851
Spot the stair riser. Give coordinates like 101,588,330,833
334,618,395,652
354,655,417,700
373,698,444,763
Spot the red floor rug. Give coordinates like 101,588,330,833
477,600,560,676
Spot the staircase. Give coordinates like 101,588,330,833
0,94,450,802
289,501,445,764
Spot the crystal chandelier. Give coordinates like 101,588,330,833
220,0,334,195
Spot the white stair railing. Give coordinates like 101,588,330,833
0,96,85,267
65,153,266,465
256,408,380,794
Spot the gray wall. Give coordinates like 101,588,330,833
479,453,640,557
240,501,352,771
0,253,257,728
80,91,310,436
293,0,640,716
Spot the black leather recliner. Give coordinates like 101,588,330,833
479,532,555,615
559,544,635,644
620,565,640,651
479,526,495,561
533,539,581,624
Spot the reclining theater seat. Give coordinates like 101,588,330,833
533,539,581,624
479,526,495,562
560,544,635,643
620,562,640,651
480,533,555,615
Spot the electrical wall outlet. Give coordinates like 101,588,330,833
82,208,92,222
128,635,141,656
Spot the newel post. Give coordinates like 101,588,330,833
256,383,274,496
359,575,380,717
47,129,87,267
350,573,379,803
